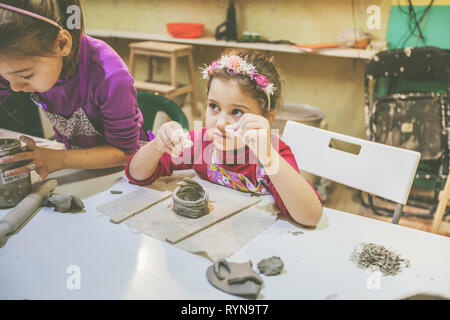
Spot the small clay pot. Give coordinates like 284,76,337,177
0,139,32,208
172,178,209,218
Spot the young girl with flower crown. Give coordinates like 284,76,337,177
126,49,323,227
0,1,147,181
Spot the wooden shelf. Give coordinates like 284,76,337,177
86,28,377,60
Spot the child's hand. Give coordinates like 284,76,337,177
0,136,62,181
234,114,272,165
154,121,192,157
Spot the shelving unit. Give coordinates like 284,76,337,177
86,28,377,60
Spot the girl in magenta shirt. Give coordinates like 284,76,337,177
0,1,146,181
127,49,323,227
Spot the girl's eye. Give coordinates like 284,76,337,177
22,74,34,80
209,103,220,112
232,109,244,117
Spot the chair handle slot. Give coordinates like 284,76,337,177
328,138,361,155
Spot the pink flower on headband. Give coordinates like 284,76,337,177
255,74,269,88
228,56,243,72
200,55,276,98
210,60,220,69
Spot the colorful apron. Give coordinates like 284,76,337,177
207,146,270,195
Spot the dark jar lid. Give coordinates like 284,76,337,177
0,139,21,157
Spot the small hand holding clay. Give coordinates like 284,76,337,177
234,114,272,166
0,136,62,182
154,121,193,158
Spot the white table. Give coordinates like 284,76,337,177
1,131,449,300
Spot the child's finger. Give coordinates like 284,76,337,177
169,128,186,147
237,113,259,129
159,131,177,153
162,125,182,150
0,151,35,164
19,135,36,151
225,124,238,137
240,118,269,133
242,129,259,143
4,164,32,177
36,168,49,182
181,130,193,148
167,136,185,158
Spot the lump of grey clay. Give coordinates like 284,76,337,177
46,193,85,213
110,190,123,194
257,256,284,276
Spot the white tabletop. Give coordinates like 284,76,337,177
0,131,449,300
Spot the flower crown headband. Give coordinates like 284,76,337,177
201,55,276,110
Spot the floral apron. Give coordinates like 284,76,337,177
207,146,270,195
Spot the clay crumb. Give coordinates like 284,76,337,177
110,190,123,194
257,256,284,276
289,231,304,236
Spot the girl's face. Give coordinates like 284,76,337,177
0,54,63,93
206,78,263,151
0,30,72,93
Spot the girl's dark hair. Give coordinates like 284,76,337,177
0,0,84,76
206,48,282,114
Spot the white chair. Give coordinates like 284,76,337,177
281,121,421,224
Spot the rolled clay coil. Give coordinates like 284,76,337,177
172,178,209,218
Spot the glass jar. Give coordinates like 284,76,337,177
0,139,32,208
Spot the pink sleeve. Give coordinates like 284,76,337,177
267,137,323,220
125,131,196,186
0,75,12,104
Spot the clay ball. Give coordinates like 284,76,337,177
257,256,284,276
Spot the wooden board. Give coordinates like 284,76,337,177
165,196,262,244
97,173,265,245
118,176,264,244
96,188,172,224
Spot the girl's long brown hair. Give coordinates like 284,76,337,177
0,0,84,76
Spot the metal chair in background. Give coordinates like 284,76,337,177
362,46,449,220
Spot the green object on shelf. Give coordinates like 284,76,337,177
136,90,189,132
0,92,44,138
386,4,450,49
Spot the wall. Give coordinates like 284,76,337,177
81,0,391,138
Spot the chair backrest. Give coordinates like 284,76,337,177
282,121,421,205
136,90,189,132
365,46,449,82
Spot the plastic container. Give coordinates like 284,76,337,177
166,23,204,39
0,139,32,208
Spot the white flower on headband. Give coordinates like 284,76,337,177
200,55,276,97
